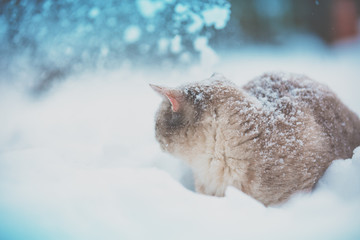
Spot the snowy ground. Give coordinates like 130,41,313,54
1,40,360,240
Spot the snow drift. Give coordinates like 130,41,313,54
0,47,360,239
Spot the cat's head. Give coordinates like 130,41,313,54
150,83,205,155
150,74,235,157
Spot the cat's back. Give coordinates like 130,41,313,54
243,72,360,159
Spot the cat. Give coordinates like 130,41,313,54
151,72,360,206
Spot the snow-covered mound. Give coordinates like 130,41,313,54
0,50,360,239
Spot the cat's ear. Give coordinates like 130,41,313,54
150,84,183,112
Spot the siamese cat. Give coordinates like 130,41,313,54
151,72,360,206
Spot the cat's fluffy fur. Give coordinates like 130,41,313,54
152,72,360,206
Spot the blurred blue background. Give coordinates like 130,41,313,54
1,0,359,92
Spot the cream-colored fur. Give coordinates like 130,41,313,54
153,72,360,206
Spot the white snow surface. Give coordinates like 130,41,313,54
1,43,360,239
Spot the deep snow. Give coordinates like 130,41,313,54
0,42,360,239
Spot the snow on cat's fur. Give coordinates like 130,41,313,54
152,72,360,206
